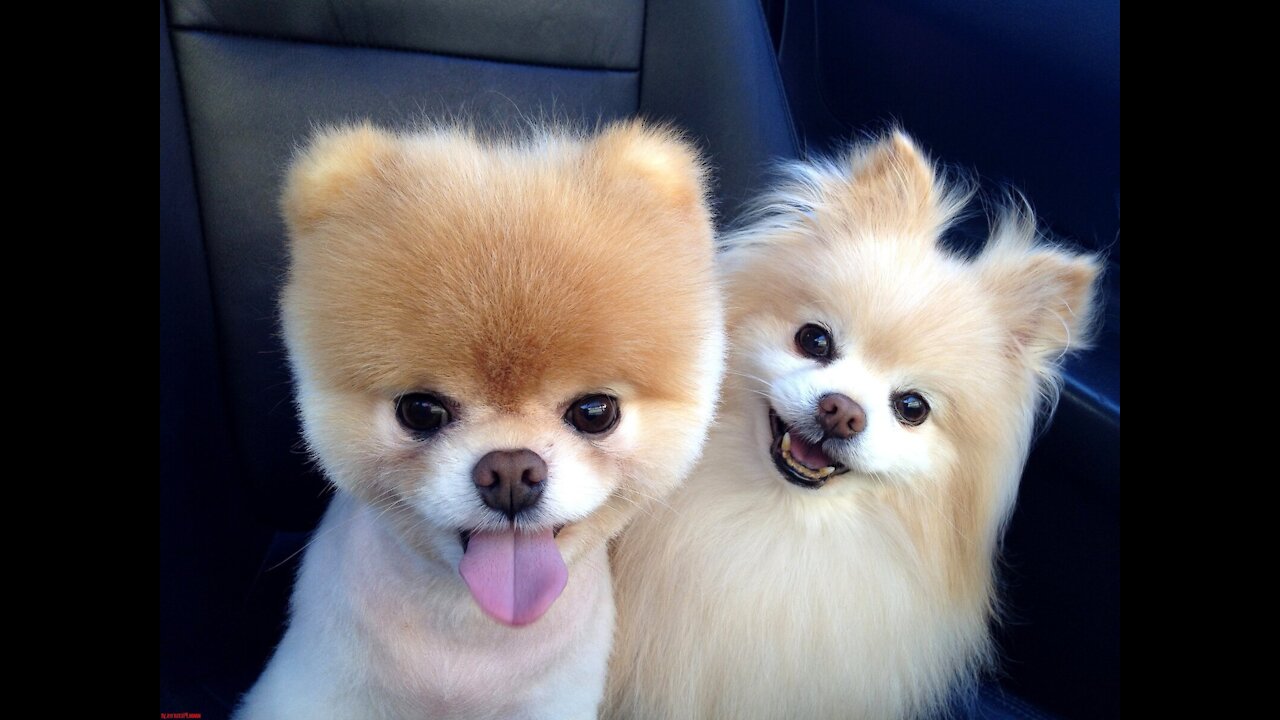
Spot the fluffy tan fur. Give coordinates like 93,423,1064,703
237,120,724,720
283,121,712,405
607,132,1100,719
280,120,721,565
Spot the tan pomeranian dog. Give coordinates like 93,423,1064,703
234,120,724,720
607,132,1100,720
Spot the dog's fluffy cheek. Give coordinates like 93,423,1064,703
408,439,484,531
732,321,812,406
616,400,713,502
297,387,404,497
540,446,615,523
538,408,644,525
857,421,948,479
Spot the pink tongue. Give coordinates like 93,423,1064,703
789,433,832,469
458,528,567,627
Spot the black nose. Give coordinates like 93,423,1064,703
472,449,548,519
817,394,866,438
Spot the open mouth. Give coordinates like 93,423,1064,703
769,408,848,489
460,524,564,552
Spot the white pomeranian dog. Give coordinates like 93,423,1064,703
607,131,1100,720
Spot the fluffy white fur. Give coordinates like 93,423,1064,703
237,493,615,720
607,132,1100,720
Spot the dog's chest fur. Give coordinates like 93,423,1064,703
610,444,987,720
238,495,613,720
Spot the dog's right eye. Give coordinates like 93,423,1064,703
565,394,620,435
891,391,931,426
396,393,451,435
795,324,834,361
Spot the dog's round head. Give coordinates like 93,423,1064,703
718,132,1099,580
279,121,723,624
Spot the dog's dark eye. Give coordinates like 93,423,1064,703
565,394,620,435
795,324,834,360
396,393,451,434
892,392,930,426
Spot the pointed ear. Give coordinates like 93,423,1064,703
841,130,959,236
282,122,398,234
588,120,710,215
979,210,1102,367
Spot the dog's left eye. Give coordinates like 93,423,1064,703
892,392,930,426
565,394,620,435
396,393,452,435
795,324,834,360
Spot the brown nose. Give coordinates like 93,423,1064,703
472,449,548,519
817,394,866,438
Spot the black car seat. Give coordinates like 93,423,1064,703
160,0,795,715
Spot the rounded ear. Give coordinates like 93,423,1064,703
588,120,711,216
281,122,398,235
979,208,1102,368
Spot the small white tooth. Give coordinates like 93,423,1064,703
781,432,791,453
818,466,835,478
